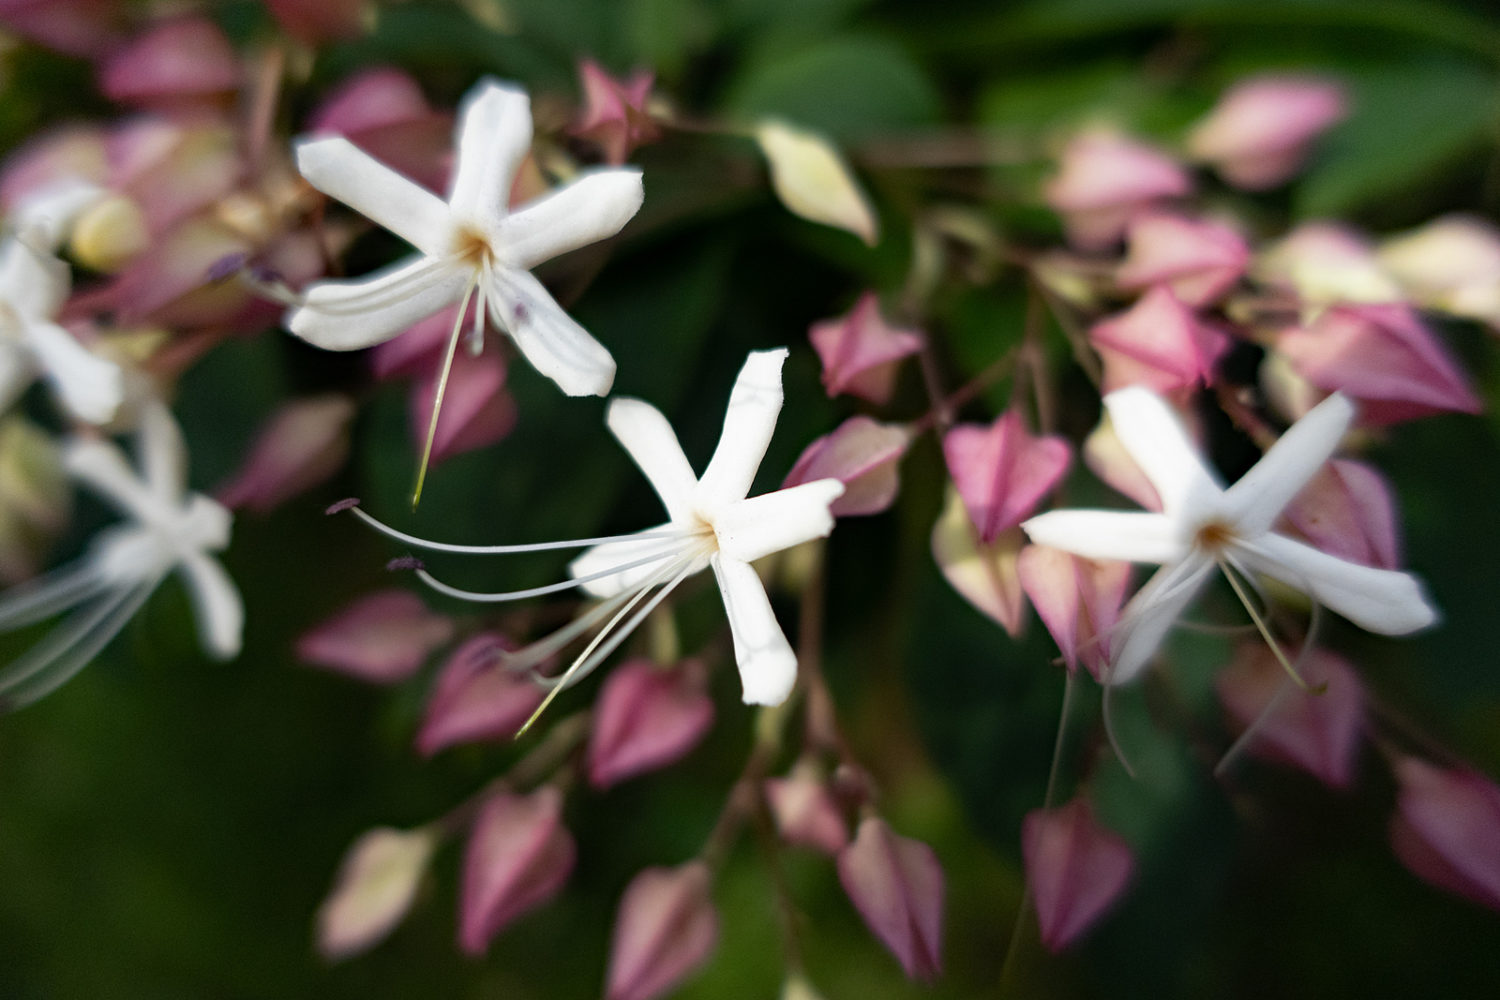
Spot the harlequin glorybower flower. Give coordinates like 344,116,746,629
1022,387,1437,685
346,349,844,708
0,399,242,708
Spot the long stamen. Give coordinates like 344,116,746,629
1101,676,1137,780
0,564,109,630
411,278,478,509
498,584,650,674
414,544,685,602
0,578,157,707
1216,557,1323,694
342,503,695,554
1214,677,1294,780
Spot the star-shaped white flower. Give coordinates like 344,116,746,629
1021,386,1437,685
0,234,123,425
0,399,242,708
286,77,644,399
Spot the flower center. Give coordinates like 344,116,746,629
452,226,495,269
1193,519,1237,553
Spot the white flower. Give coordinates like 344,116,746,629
346,349,844,707
1022,386,1437,684
0,399,241,708
286,77,644,399
0,234,123,425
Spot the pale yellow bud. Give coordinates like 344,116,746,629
69,195,149,272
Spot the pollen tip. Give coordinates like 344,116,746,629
325,497,361,515
387,555,425,572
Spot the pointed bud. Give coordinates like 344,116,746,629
1116,211,1249,307
1216,643,1365,788
837,817,944,981
1044,132,1192,250
1017,546,1132,681
1187,76,1346,189
409,349,517,465
417,634,545,755
932,488,1027,637
1378,214,1500,329
1082,410,1162,511
1089,286,1231,395
1256,222,1402,308
316,826,436,960
1390,758,1500,911
296,590,455,684
606,861,719,1000
765,761,849,855
783,417,911,517
808,293,923,404
588,659,714,789
756,120,879,246
1276,303,1481,425
572,59,661,165
460,786,575,954
944,410,1071,544
217,395,357,513
98,17,240,111
1281,458,1400,570
1022,798,1135,952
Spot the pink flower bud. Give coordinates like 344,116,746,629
317,826,437,960
266,0,367,43
99,17,240,112
588,659,714,789
1116,211,1249,307
933,489,1027,637
1389,758,1500,911
1276,303,1481,425
1215,643,1364,789
409,348,517,466
0,0,123,57
1082,411,1162,511
943,410,1070,544
783,416,911,517
808,293,923,404
1017,545,1131,681
1022,798,1134,952
1088,286,1230,396
1281,458,1400,570
765,761,849,855
837,817,944,980
417,634,545,756
1044,132,1192,250
460,786,575,954
1188,76,1346,190
1256,222,1402,307
606,861,719,1000
572,59,661,166
217,395,356,513
1379,214,1500,328
297,590,455,684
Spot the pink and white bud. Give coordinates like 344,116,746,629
1276,303,1482,425
1022,797,1135,952
1187,76,1347,189
98,17,240,113
1256,222,1402,308
1,127,108,217
783,416,911,517
1017,545,1131,681
1082,410,1162,511
837,817,944,981
606,861,719,1000
409,348,517,466
217,395,356,513
1379,215,1500,328
933,488,1027,637
1216,643,1365,789
296,590,455,684
460,786,576,954
808,293,924,404
1390,758,1500,912
1044,132,1192,250
1281,458,1400,570
1088,286,1231,396
944,410,1071,545
572,59,661,166
1116,211,1249,307
316,826,437,960
764,761,849,855
417,634,545,756
588,658,714,789
267,0,367,43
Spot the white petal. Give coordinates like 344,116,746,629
26,322,122,425
696,348,787,507
0,236,71,319
177,551,243,659
136,397,187,503
486,267,615,396
1224,392,1355,535
446,80,532,231
12,179,105,251
497,169,644,271
713,480,844,564
1021,509,1185,565
1108,556,1216,684
1103,386,1223,515
289,256,468,351
64,438,158,522
606,398,697,522
295,137,452,257
0,341,36,413
711,554,798,705
1235,532,1439,635
568,524,696,599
